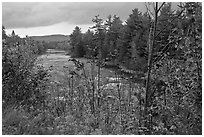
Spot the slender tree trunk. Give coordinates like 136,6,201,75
144,2,158,134
91,60,95,115
97,31,102,108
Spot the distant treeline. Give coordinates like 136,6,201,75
34,40,71,53
30,35,71,52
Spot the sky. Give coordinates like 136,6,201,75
2,2,179,37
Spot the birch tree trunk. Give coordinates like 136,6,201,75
144,2,158,134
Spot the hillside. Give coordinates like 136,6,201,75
30,34,70,42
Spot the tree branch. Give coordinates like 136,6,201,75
157,2,165,13
145,2,155,19
152,41,174,64
154,9,185,39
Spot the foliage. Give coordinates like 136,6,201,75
145,2,202,135
82,29,96,58
70,26,85,57
40,40,71,52
2,28,49,110
2,2,202,135
117,8,149,71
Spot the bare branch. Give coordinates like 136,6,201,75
157,2,165,13
152,41,174,64
145,2,155,19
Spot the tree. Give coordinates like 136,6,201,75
105,15,124,65
117,8,150,71
146,2,202,134
91,15,106,109
91,15,106,60
153,3,174,57
70,26,85,57
2,29,48,109
83,29,96,58
144,3,160,133
102,15,112,59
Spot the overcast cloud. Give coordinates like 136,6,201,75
3,2,147,29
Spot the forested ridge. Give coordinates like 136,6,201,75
2,2,202,135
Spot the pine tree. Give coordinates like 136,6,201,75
70,26,85,57
83,29,95,58
107,15,124,64
117,8,150,71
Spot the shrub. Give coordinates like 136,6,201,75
2,36,49,110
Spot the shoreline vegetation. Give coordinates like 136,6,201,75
2,2,202,135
